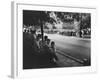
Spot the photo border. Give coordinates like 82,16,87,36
11,1,97,78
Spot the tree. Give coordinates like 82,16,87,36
23,10,56,41
55,12,91,38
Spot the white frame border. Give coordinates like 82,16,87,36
11,1,97,78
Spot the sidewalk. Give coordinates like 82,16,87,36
56,51,83,67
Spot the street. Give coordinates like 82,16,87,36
44,33,91,63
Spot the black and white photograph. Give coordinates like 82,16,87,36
23,10,91,69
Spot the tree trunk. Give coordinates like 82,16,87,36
41,21,44,41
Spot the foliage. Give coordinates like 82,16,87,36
23,10,56,26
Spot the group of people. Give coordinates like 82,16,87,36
23,29,58,69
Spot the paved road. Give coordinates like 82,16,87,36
44,33,91,62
